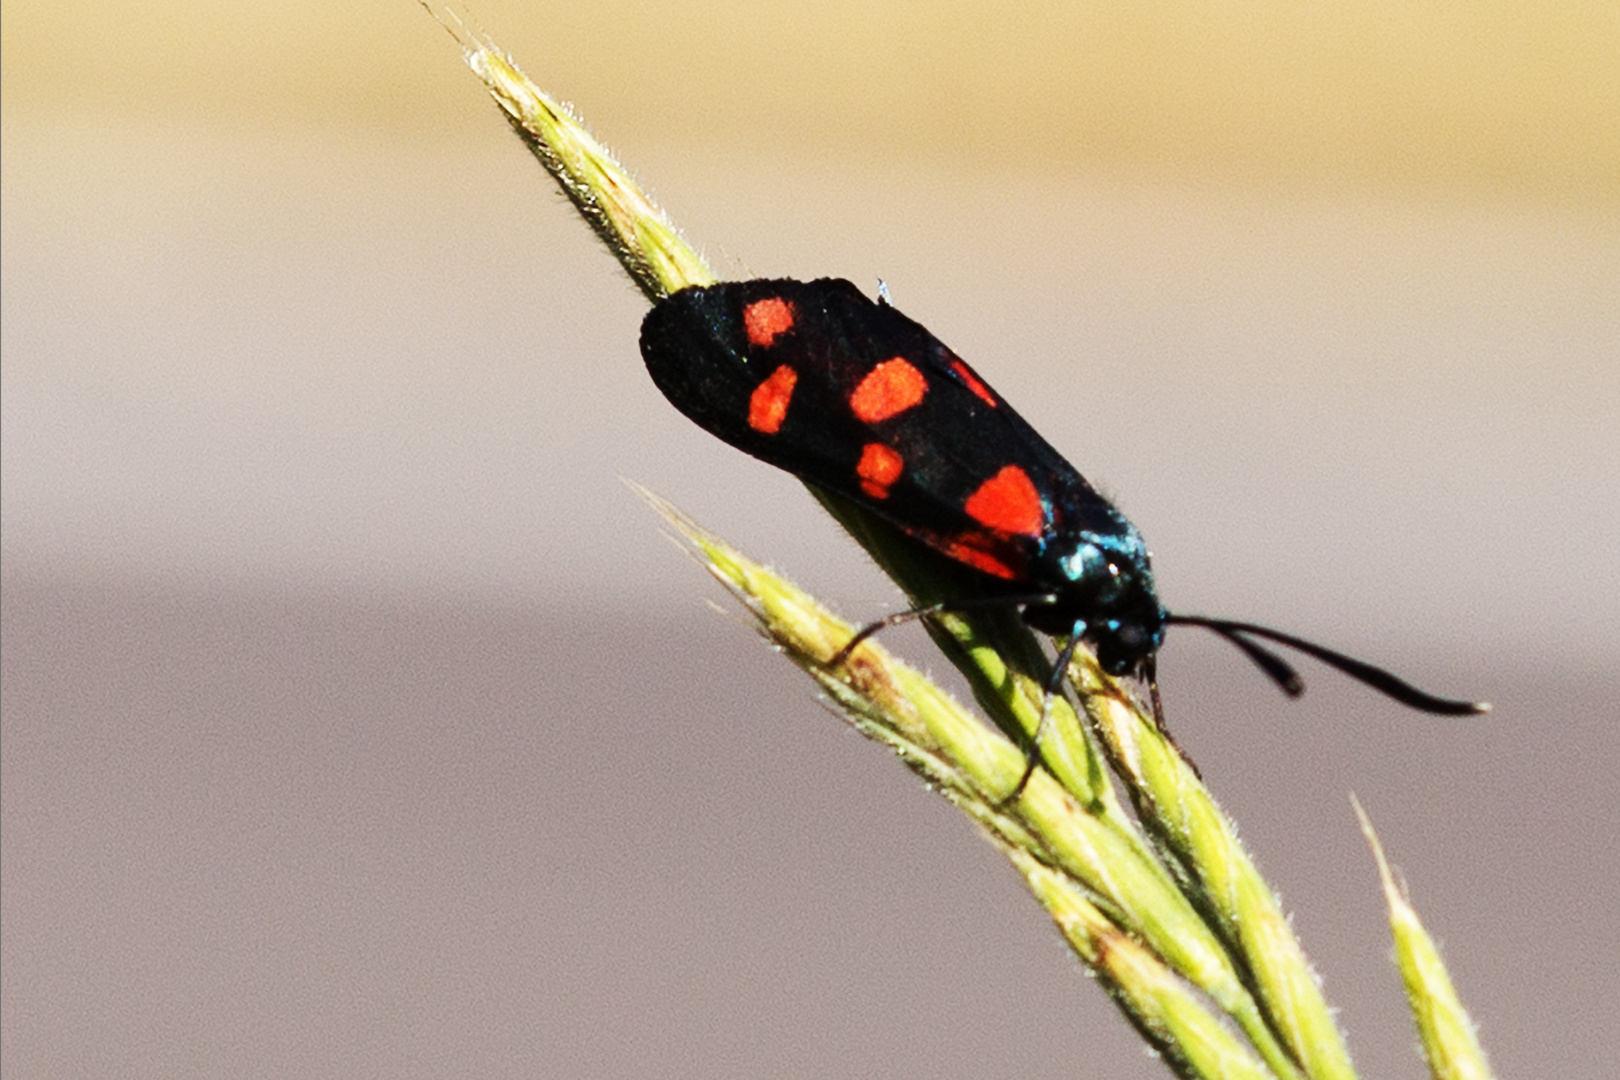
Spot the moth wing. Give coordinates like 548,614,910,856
640,278,1113,581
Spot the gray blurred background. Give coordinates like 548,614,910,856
4,2,1617,1077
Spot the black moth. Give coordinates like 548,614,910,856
640,277,1485,763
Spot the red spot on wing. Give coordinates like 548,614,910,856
743,297,797,347
964,466,1044,537
950,360,997,408
748,365,798,434
849,358,927,423
855,443,904,499
944,535,1019,580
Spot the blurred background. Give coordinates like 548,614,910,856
4,2,1616,1076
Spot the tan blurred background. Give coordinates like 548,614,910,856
4,2,1617,1077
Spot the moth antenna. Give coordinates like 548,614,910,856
1167,615,1489,716
1194,622,1305,697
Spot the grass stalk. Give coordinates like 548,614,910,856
425,13,1495,1077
